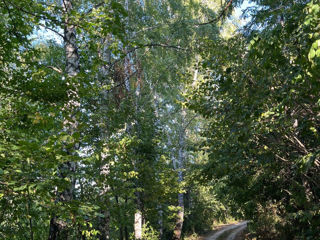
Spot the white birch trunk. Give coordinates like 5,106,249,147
48,1,79,239
173,109,186,240
98,34,112,240
158,205,164,237
134,75,143,240
134,210,143,239
61,0,79,203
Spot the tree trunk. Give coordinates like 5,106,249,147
48,0,79,239
26,189,34,240
158,205,163,238
134,209,142,239
100,210,110,240
173,110,186,240
98,35,112,240
99,164,111,240
134,190,143,239
119,226,124,240
124,225,129,240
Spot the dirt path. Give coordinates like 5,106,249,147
204,221,248,240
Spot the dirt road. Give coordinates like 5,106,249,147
205,221,248,240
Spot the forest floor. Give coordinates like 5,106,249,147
200,221,248,240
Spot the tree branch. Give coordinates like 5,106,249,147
130,43,187,53
6,0,62,25
196,0,233,26
38,23,64,39
47,66,63,74
85,2,104,16
182,115,197,132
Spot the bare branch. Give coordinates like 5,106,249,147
284,134,309,154
293,136,308,154
182,115,197,132
130,43,187,53
275,154,289,162
47,66,63,74
38,23,64,39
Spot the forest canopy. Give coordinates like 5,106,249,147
0,0,319,240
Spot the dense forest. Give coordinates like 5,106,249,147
0,0,319,239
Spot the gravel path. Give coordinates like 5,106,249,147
225,222,247,240
205,221,248,240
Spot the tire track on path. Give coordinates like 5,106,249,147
205,221,248,240
225,222,247,240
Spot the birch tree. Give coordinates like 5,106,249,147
48,0,80,238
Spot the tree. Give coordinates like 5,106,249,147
0,0,243,239
187,0,320,238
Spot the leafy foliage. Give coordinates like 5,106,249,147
187,0,320,239
2,0,318,239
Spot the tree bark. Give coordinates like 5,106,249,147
134,81,143,240
48,0,79,239
26,189,34,240
173,109,186,240
100,210,110,240
158,205,163,238
97,34,113,240
134,209,142,239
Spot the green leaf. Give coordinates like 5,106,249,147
13,185,27,191
309,49,316,60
